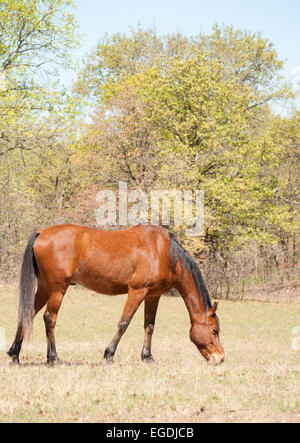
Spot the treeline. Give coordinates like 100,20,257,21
0,1,299,299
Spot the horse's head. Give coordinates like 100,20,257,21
189,302,225,365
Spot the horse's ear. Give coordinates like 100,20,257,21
210,301,218,314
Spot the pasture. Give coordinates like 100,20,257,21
0,284,299,423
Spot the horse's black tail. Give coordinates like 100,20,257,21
168,232,212,311
7,233,40,354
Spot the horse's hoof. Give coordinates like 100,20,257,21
103,348,115,364
104,356,114,365
142,354,156,364
46,358,62,367
9,357,20,367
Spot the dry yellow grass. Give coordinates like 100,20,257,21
0,284,300,423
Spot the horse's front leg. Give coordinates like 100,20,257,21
141,296,160,363
104,287,148,363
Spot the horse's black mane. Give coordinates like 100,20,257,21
168,233,212,311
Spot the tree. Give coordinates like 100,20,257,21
0,0,79,279
74,27,189,100
76,26,299,297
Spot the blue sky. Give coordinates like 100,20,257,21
67,0,300,90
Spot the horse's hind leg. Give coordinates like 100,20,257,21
104,287,148,363
141,296,160,363
43,289,66,366
8,286,48,365
7,323,23,365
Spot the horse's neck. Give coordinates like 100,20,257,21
176,271,206,324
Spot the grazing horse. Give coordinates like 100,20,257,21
8,224,224,366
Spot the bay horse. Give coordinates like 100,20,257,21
8,224,224,366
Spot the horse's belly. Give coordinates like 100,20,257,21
73,272,129,295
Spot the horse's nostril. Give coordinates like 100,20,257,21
220,357,225,364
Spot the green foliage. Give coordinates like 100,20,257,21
74,27,189,99
0,0,77,70
0,0,81,278
77,27,297,251
74,27,299,296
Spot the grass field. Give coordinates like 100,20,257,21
0,284,300,423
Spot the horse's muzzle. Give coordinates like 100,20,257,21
208,353,225,366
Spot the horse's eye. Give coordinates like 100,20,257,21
212,329,218,336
